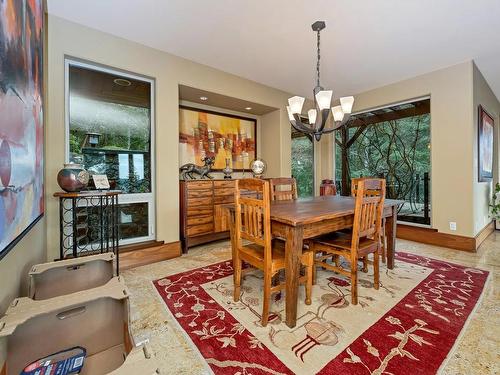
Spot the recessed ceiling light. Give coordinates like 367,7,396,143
113,78,131,87
245,107,252,110
200,96,208,101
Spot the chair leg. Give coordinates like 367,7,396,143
311,245,317,285
261,271,272,327
374,249,380,290
305,254,313,305
362,256,368,273
381,222,387,264
233,258,242,302
350,260,358,305
332,254,340,267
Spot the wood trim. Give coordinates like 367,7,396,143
396,224,476,252
0,361,6,375
475,221,494,250
397,221,495,252
119,240,165,253
120,241,181,270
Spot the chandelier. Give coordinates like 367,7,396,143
287,21,354,141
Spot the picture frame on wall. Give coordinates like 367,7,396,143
478,105,494,182
179,106,257,171
0,0,45,260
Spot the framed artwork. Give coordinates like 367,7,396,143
179,106,257,171
0,0,44,260
478,105,494,182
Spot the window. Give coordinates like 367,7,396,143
66,60,155,244
335,99,431,225
291,130,314,197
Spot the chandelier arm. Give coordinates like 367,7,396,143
291,114,316,133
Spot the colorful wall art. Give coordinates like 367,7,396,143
478,105,494,182
0,0,44,259
179,106,256,170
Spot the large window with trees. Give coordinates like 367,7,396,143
291,129,314,197
66,60,155,244
335,98,431,225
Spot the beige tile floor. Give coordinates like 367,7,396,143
122,234,500,375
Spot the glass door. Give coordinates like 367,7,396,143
65,59,155,245
291,130,314,197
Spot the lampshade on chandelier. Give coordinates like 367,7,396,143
287,21,354,141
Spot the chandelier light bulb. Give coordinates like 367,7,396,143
315,90,333,110
308,109,317,125
340,96,355,114
332,106,345,122
288,96,305,114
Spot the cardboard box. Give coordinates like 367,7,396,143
28,253,115,300
0,278,158,375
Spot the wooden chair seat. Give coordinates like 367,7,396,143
314,232,378,257
240,242,313,272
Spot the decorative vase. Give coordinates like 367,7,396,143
57,163,90,192
222,158,233,179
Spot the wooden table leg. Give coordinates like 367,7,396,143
284,224,303,328
385,206,397,269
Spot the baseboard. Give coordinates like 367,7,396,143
397,222,495,252
396,224,476,252
120,241,181,270
474,221,494,250
120,240,165,253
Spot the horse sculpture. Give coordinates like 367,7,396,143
179,156,215,180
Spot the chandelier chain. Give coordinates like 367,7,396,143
316,30,321,88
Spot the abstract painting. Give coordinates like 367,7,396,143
0,0,44,259
478,105,494,182
179,106,256,171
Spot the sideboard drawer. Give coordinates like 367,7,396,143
213,187,235,197
186,181,213,190
187,205,213,217
187,223,214,236
187,189,213,199
214,180,235,188
214,195,235,204
187,215,213,226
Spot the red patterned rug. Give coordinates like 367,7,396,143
153,253,488,374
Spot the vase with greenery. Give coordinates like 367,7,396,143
490,182,500,230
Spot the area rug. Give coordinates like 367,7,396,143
153,253,488,374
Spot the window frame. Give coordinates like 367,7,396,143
64,58,156,245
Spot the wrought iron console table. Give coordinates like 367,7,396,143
54,190,121,273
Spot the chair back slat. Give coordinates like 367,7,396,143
235,179,271,250
269,177,298,201
351,179,386,247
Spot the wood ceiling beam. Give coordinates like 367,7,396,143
347,100,430,128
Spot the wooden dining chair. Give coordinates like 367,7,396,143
269,177,298,201
352,177,387,264
233,178,314,326
311,178,386,305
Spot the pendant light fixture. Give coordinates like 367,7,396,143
287,21,354,141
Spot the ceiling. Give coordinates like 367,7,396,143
179,85,277,115
48,0,500,101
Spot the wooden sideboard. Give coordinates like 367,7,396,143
179,179,235,253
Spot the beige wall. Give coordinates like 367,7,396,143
46,16,294,260
472,63,500,235
339,62,476,237
0,219,46,366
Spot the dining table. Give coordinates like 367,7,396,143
227,195,403,328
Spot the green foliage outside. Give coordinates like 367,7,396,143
335,114,430,220
291,136,314,197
